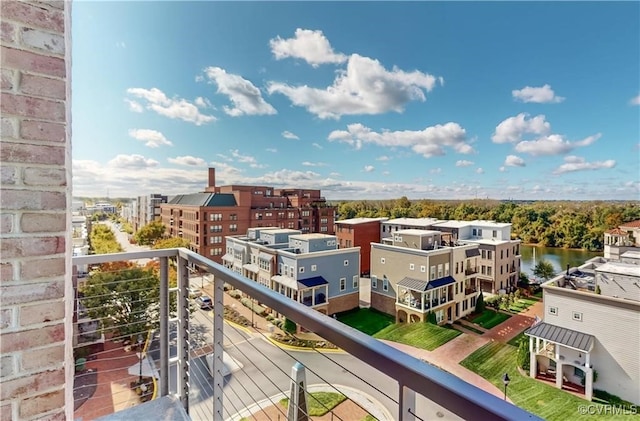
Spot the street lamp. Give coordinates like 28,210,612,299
137,334,144,384
502,373,510,401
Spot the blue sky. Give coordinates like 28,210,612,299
72,1,640,200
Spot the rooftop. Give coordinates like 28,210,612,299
596,262,640,277
384,218,442,227
620,220,640,229
335,217,389,225
290,233,336,240
396,229,442,236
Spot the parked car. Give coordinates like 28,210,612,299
195,296,213,310
187,288,202,299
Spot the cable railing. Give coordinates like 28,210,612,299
72,248,541,421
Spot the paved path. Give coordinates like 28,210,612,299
484,301,543,342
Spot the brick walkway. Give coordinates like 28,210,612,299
484,301,543,342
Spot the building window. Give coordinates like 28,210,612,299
382,278,388,291
320,226,328,232
380,257,385,264
493,230,497,238
344,260,349,266
572,311,583,321
409,263,415,270
229,223,237,232
210,213,222,221
299,267,305,273
311,264,317,272
430,266,436,280
472,228,477,236
437,264,443,278
321,218,328,224
549,306,558,316
371,275,377,289
421,265,426,273
487,250,492,259
353,275,359,289
444,262,449,276
230,214,237,221
340,278,346,291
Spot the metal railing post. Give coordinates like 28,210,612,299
159,256,169,397
401,385,416,421
177,255,190,413
212,274,225,420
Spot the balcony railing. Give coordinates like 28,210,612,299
73,248,540,421
465,267,478,275
464,287,478,295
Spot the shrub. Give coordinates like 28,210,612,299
266,315,274,322
514,289,521,300
228,289,242,299
223,283,233,291
517,337,530,371
241,297,268,316
427,311,437,324
484,295,499,309
475,291,485,313
284,318,297,334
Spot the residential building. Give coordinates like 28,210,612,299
604,219,640,260
380,217,442,240
225,230,360,318
161,168,336,264
132,193,168,231
526,257,640,404
370,229,481,324
334,217,388,275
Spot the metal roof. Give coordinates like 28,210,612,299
465,248,481,258
221,253,233,261
258,252,273,261
243,263,259,273
525,322,594,352
298,276,328,288
397,276,456,292
167,193,237,207
233,244,245,253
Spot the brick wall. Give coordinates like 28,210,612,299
1,1,72,420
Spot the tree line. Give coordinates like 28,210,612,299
332,198,640,251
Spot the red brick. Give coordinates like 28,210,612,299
1,117,18,138
32,1,65,10
1,190,66,212
0,165,18,185
1,46,65,78
1,263,15,282
21,344,64,371
0,143,65,164
19,73,65,99
0,93,65,121
1,2,64,34
20,120,64,142
1,281,64,306
0,324,64,353
23,167,66,186
1,355,15,378
0,237,65,259
21,213,66,232
18,389,64,419
1,368,64,400
1,213,14,234
0,403,11,421
1,21,16,45
0,308,13,329
19,300,64,327
21,27,64,56
19,257,65,279
1,68,16,90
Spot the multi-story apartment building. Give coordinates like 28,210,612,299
132,193,168,231
604,219,640,260
431,220,521,294
160,168,336,264
370,229,481,324
380,217,442,240
334,217,388,276
225,229,360,318
526,255,640,404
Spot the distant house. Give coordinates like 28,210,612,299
334,217,388,276
604,219,640,260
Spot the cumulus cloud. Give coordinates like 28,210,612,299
553,155,616,174
476,167,484,174
499,166,507,172
630,94,640,106
430,168,442,174
167,155,206,166
108,154,159,169
266,148,278,153
376,155,391,161
456,160,474,167
230,149,265,168
364,165,375,172
312,143,323,149
126,87,215,125
328,122,472,158
202,67,276,116
194,97,212,108
515,133,601,156
302,161,328,167
269,28,347,67
128,129,173,148
268,54,439,119
504,155,526,167
125,99,143,113
282,131,299,140
492,113,551,144
512,84,565,103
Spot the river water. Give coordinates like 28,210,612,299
520,245,602,277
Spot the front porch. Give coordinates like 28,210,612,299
395,276,456,324
525,322,595,400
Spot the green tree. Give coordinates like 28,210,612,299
427,311,437,324
533,259,556,282
517,336,530,371
474,291,485,314
89,224,123,254
284,318,297,334
153,237,191,250
135,221,166,246
81,267,171,339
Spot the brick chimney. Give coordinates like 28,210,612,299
208,167,216,188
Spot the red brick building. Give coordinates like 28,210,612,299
334,217,388,275
161,169,336,264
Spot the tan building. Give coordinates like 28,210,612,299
370,229,481,324
604,219,640,260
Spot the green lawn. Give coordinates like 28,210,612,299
373,322,461,351
336,308,395,335
469,309,511,329
508,298,538,313
280,392,346,416
460,342,632,421
453,320,485,335
507,331,527,347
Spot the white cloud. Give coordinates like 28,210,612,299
230,149,265,168
108,154,159,169
630,94,640,106
125,99,143,113
492,113,551,143
382,171,391,176
167,155,206,166
269,28,347,67
456,160,474,167
128,129,173,148
429,168,442,174
504,155,526,167
476,167,484,174
282,131,299,140
194,97,212,108
499,166,507,172
512,84,565,103
363,165,375,172
126,87,216,125
553,156,616,174
302,161,328,167
312,143,323,149
268,54,439,119
202,67,276,117
266,148,278,153
328,122,472,158
376,155,391,161
515,133,601,156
